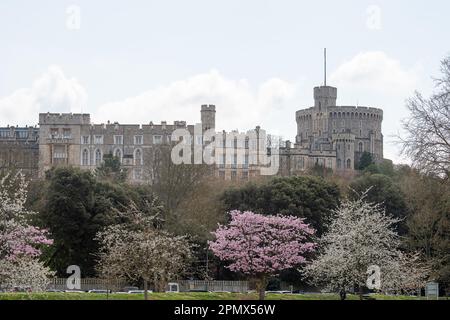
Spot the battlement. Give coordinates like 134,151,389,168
201,104,216,112
296,105,383,120
39,113,91,125
332,132,356,142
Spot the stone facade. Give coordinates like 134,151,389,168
0,126,39,178
0,84,384,181
279,85,383,176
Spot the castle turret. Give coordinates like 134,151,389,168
201,104,216,131
314,86,337,111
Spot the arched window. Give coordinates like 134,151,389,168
359,142,363,152
95,149,102,166
134,148,142,166
82,149,89,166
346,159,351,169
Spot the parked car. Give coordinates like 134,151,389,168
120,286,139,293
128,290,152,294
88,289,112,294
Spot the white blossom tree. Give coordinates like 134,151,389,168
96,201,194,299
303,192,430,300
0,172,54,291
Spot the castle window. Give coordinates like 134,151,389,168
346,159,351,169
348,144,350,151
50,128,59,139
231,154,237,169
242,171,249,181
81,149,89,166
82,136,90,144
114,135,123,145
231,171,237,181
53,145,67,165
134,135,143,145
134,149,143,166
63,129,71,139
244,154,249,168
95,149,102,166
17,131,28,139
0,130,10,138
153,135,162,144
359,142,363,152
94,135,104,144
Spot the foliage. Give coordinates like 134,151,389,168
400,55,450,179
95,154,128,183
358,152,374,170
96,202,194,297
38,167,131,276
0,172,54,291
303,193,429,299
221,176,340,235
400,170,450,292
209,210,315,300
349,173,410,234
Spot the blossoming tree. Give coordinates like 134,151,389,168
303,193,430,300
96,201,194,299
0,172,54,291
209,210,315,300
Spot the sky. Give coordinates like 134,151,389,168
0,0,449,163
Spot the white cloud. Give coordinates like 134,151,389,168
329,51,423,164
0,66,87,126
330,51,420,95
94,69,301,138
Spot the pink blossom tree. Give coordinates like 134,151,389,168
209,210,315,300
0,172,54,291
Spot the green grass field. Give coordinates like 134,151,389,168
0,292,434,300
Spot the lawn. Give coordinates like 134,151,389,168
0,292,431,300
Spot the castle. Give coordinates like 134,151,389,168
279,85,383,175
0,84,383,182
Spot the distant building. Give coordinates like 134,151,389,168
279,85,383,176
0,85,384,182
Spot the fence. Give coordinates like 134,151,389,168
177,280,248,293
46,278,248,293
47,278,128,292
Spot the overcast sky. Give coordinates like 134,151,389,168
1,0,449,163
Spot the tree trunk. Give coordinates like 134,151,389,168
339,289,347,301
144,280,149,300
256,276,268,300
358,286,364,301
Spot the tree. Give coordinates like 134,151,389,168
149,146,212,220
38,167,130,276
400,170,450,293
0,172,54,291
96,202,194,299
303,193,429,300
400,55,450,179
221,176,340,236
95,154,128,183
349,173,409,234
209,210,316,300
358,152,374,170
